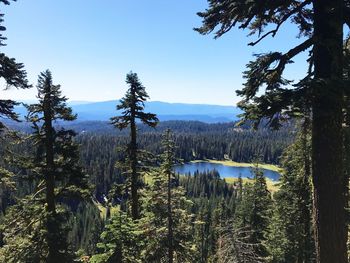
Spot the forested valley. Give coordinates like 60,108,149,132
1,0,350,263
0,70,314,263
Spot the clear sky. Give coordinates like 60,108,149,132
1,0,308,106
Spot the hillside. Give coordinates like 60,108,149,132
14,100,241,123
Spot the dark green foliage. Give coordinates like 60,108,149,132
91,210,142,263
26,70,76,123
0,1,30,238
0,196,73,263
110,72,158,130
0,70,91,262
68,202,103,255
180,170,236,262
0,1,347,261
141,177,195,263
25,70,89,202
111,71,158,219
235,166,273,259
141,129,195,263
267,132,315,263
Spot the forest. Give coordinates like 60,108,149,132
1,0,350,263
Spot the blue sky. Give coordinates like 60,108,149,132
1,0,309,106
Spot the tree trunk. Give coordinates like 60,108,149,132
43,94,59,263
312,0,347,262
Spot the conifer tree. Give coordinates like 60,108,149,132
0,0,30,241
196,1,347,261
267,132,315,263
141,129,195,263
0,70,91,262
90,210,142,263
111,71,158,220
163,129,176,263
235,167,273,260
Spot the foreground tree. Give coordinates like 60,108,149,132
141,129,195,262
90,210,142,263
8,70,89,262
0,0,30,240
111,72,158,219
196,1,347,261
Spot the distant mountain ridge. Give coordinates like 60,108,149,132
15,100,241,123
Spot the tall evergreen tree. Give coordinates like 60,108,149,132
22,70,89,262
267,131,315,262
141,129,195,263
196,1,347,261
110,71,158,219
0,0,30,241
163,129,176,263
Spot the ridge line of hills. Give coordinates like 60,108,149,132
14,100,241,123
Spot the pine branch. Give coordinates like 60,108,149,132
248,0,312,46
272,37,314,75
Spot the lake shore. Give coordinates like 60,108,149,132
190,159,282,173
188,159,281,192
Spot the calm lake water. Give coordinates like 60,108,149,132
174,161,280,181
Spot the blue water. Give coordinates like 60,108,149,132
174,161,280,181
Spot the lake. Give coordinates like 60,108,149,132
174,161,280,181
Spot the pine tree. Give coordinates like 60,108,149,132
0,70,91,262
141,129,195,263
0,0,30,244
267,130,315,262
110,71,158,220
235,166,273,260
163,129,176,263
196,1,347,261
90,210,142,263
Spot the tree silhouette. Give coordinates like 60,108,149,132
111,72,158,219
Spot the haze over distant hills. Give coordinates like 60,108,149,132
15,100,241,123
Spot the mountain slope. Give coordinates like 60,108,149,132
15,100,241,123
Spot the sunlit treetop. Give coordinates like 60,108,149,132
111,72,159,130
